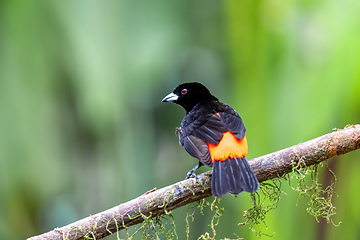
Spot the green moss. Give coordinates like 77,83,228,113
116,210,177,240
138,212,178,240
238,158,340,237
185,198,224,240
289,159,340,225
240,179,282,237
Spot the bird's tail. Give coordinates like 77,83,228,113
211,157,259,197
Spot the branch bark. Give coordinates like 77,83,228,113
28,125,360,240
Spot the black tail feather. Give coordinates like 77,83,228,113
211,157,259,197
212,161,230,197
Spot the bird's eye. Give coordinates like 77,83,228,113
181,89,188,95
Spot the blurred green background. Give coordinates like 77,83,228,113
1,0,360,239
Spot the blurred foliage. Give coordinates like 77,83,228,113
0,0,360,239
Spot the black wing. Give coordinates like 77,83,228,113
191,105,246,145
191,113,227,145
219,108,246,140
179,101,246,166
178,128,212,166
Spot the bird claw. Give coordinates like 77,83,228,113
185,164,201,180
185,170,197,179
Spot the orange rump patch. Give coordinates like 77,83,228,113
207,132,248,162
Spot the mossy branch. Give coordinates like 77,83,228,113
28,125,360,240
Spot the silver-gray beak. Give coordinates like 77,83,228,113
162,92,179,102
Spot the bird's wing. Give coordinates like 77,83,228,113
219,110,246,140
190,113,227,145
180,104,246,166
182,135,213,166
191,110,246,145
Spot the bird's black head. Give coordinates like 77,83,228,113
162,82,217,113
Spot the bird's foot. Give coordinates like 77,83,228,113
185,170,197,179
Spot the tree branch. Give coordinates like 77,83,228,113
28,125,360,240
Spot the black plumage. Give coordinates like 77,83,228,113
162,82,259,196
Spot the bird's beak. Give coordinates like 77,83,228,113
162,92,179,102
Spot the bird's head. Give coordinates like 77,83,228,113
162,82,217,113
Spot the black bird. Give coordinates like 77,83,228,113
162,82,259,197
